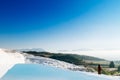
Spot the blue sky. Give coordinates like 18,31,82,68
0,0,120,51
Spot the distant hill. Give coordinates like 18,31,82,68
23,51,107,66
18,48,45,52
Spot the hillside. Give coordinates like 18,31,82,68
23,51,107,66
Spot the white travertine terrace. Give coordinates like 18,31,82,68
0,49,25,78
0,48,120,80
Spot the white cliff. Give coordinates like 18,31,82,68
0,49,25,78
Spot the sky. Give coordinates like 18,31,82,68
1,0,120,59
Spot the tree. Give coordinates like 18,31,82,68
118,66,120,72
109,61,115,68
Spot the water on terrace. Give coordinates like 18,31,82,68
1,64,120,80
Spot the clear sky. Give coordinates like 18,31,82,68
0,0,120,52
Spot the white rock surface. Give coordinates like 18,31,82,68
0,49,25,78
24,53,86,71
